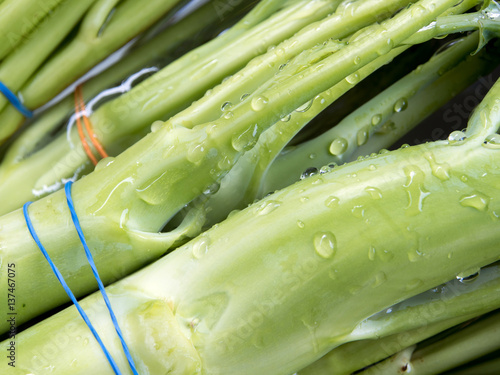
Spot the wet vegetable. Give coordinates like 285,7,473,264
0,0,500,373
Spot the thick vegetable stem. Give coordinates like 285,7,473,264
0,0,481,334
2,116,500,373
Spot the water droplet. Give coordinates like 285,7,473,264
94,157,115,171
411,4,427,17
353,56,361,65
221,101,232,111
457,271,479,283
365,186,383,199
192,237,210,259
218,155,232,170
119,208,129,228
309,153,316,159
407,249,423,262
223,111,234,119
459,193,489,211
151,120,163,133
313,232,336,258
368,246,376,261
255,200,281,215
297,220,305,229
376,121,396,135
380,249,394,262
403,165,430,216
205,123,218,135
203,183,220,195
329,138,348,156
345,73,360,85
280,114,291,122
448,130,466,143
372,271,387,287
351,205,365,218
325,196,340,208
300,197,309,203
377,37,394,55
296,99,314,112
317,166,329,175
83,338,89,346
405,278,424,291
251,96,269,112
301,167,318,180
483,134,500,149
241,93,250,101
371,114,382,126
357,127,369,146
187,142,207,164
456,268,480,283
425,153,450,181
232,124,259,151
393,98,408,113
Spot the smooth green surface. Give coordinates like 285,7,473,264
0,0,339,215
299,263,500,374
2,120,500,373
0,0,68,59
0,0,478,333
359,312,500,374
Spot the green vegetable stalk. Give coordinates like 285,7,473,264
0,0,186,142
298,262,500,374
0,0,341,214
0,0,68,59
2,73,500,374
0,0,490,337
263,31,497,192
357,311,500,374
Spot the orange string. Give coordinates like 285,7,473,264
74,87,98,165
76,85,108,159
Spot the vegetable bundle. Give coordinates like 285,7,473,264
1,0,500,373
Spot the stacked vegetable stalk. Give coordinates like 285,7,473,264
1,0,500,373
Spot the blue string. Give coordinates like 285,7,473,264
23,202,122,374
64,181,139,375
23,181,139,375
0,82,33,117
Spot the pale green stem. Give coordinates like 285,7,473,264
1,0,239,167
2,134,500,373
0,0,68,59
299,262,500,374
448,356,500,375
17,0,184,109
0,0,98,140
360,312,500,375
466,76,500,140
169,0,412,127
0,0,472,334
263,32,484,192
0,0,340,214
351,50,498,159
204,46,406,225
